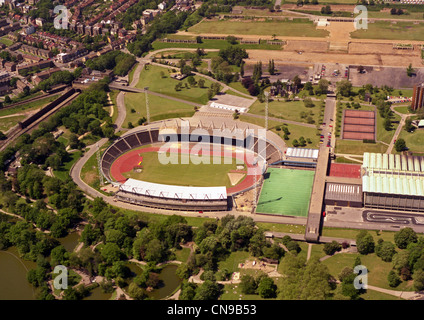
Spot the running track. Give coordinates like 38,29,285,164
109,146,261,194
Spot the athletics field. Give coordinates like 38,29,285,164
256,168,315,217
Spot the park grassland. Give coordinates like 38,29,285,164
187,19,330,37
120,150,243,188
134,64,213,105
124,91,195,128
335,139,388,154
351,21,424,41
152,38,283,51
0,94,60,132
248,99,320,125
239,115,320,148
396,127,424,156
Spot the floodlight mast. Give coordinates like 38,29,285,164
96,142,103,186
144,87,150,124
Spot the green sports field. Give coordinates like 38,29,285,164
122,151,245,188
256,168,315,217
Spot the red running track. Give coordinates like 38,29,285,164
109,146,261,194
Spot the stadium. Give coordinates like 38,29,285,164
99,117,285,211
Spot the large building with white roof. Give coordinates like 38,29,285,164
361,152,424,212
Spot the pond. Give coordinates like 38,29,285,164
148,264,181,300
0,247,37,300
58,232,81,253
123,262,182,300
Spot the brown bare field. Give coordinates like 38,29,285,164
284,40,329,52
246,49,422,67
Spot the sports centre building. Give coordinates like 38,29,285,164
362,152,424,212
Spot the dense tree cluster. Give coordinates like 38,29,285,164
128,10,189,57
85,51,136,76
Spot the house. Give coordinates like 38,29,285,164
158,1,167,11
4,61,16,72
35,17,44,27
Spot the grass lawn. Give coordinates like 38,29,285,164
396,127,424,155
109,90,119,124
376,111,401,144
152,38,283,51
0,94,59,118
0,114,27,132
124,91,195,127
173,247,191,263
322,227,396,243
239,115,321,148
54,151,82,181
227,81,251,96
335,139,388,154
218,251,251,274
221,283,272,300
0,36,13,46
120,150,242,188
351,21,424,41
393,106,411,114
322,252,414,292
224,89,251,98
135,64,214,105
256,222,305,234
81,142,112,192
248,99,320,125
188,19,329,37
128,62,138,85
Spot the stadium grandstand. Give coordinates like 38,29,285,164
101,117,285,211
361,152,424,212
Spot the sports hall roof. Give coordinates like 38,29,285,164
362,152,424,196
285,147,319,160
119,178,228,200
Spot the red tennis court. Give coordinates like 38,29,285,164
328,163,362,179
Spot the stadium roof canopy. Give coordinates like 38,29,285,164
285,147,319,160
119,178,227,200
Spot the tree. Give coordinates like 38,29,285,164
240,60,245,78
406,64,415,77
394,227,417,249
193,280,222,300
383,117,392,131
388,270,401,288
128,282,147,300
338,267,354,282
323,241,341,256
101,243,123,265
240,274,257,294
257,275,277,298
337,80,353,97
394,138,407,152
404,118,415,132
413,269,424,291
198,78,205,88
356,230,375,255
375,241,396,262
268,59,275,75
303,97,315,108
321,5,332,14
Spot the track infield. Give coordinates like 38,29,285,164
109,145,261,194
256,167,315,217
